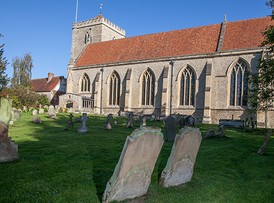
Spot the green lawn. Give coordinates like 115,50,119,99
0,113,273,203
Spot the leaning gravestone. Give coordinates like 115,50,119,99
78,113,88,133
160,127,202,187
103,127,164,203
0,97,19,163
165,115,177,142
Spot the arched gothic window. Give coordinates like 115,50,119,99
180,66,196,106
230,59,249,106
81,73,90,92
109,71,120,105
141,69,155,106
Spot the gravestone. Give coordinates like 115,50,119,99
165,115,177,142
126,112,134,128
139,115,146,127
13,110,21,121
9,110,15,126
0,97,19,163
105,114,113,130
185,115,195,127
39,108,45,114
205,125,225,139
33,117,42,124
219,119,244,128
178,116,186,127
103,127,164,203
67,113,74,129
78,113,88,133
160,127,202,187
32,109,38,116
48,105,56,118
23,106,28,112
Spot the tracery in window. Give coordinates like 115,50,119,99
109,71,120,105
141,68,155,106
81,73,90,92
230,59,249,106
180,66,196,106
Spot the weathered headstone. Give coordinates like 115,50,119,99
139,115,146,127
160,127,202,187
67,113,74,129
0,97,19,163
32,109,38,116
178,116,186,127
103,127,164,203
126,112,134,128
48,105,56,118
105,114,113,130
39,108,45,114
23,106,28,112
205,125,225,139
78,113,88,133
13,110,21,121
185,115,195,127
33,117,42,124
165,115,177,142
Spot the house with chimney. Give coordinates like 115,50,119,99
31,72,66,106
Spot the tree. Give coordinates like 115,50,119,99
11,53,33,87
0,34,9,92
249,1,274,128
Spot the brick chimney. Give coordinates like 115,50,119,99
48,72,54,82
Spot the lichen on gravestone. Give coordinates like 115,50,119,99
0,97,13,126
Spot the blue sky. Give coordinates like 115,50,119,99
0,0,271,80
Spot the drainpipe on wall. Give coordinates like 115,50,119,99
169,61,174,115
100,68,104,115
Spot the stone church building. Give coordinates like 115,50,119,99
59,14,274,128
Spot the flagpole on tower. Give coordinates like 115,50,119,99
75,0,79,22
100,3,103,15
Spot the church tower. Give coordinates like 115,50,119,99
69,14,126,65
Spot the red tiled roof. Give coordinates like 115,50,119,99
222,17,273,51
75,17,273,67
31,77,61,92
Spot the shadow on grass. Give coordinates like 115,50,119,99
3,113,274,203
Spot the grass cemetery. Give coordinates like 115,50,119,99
0,109,274,202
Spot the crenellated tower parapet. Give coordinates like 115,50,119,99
70,14,126,65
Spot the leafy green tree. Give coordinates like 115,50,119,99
5,86,39,109
249,1,274,128
11,53,33,87
0,34,9,92
37,94,50,106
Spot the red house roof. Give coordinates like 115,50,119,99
31,74,63,92
75,17,273,67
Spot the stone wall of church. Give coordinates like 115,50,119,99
66,50,272,126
